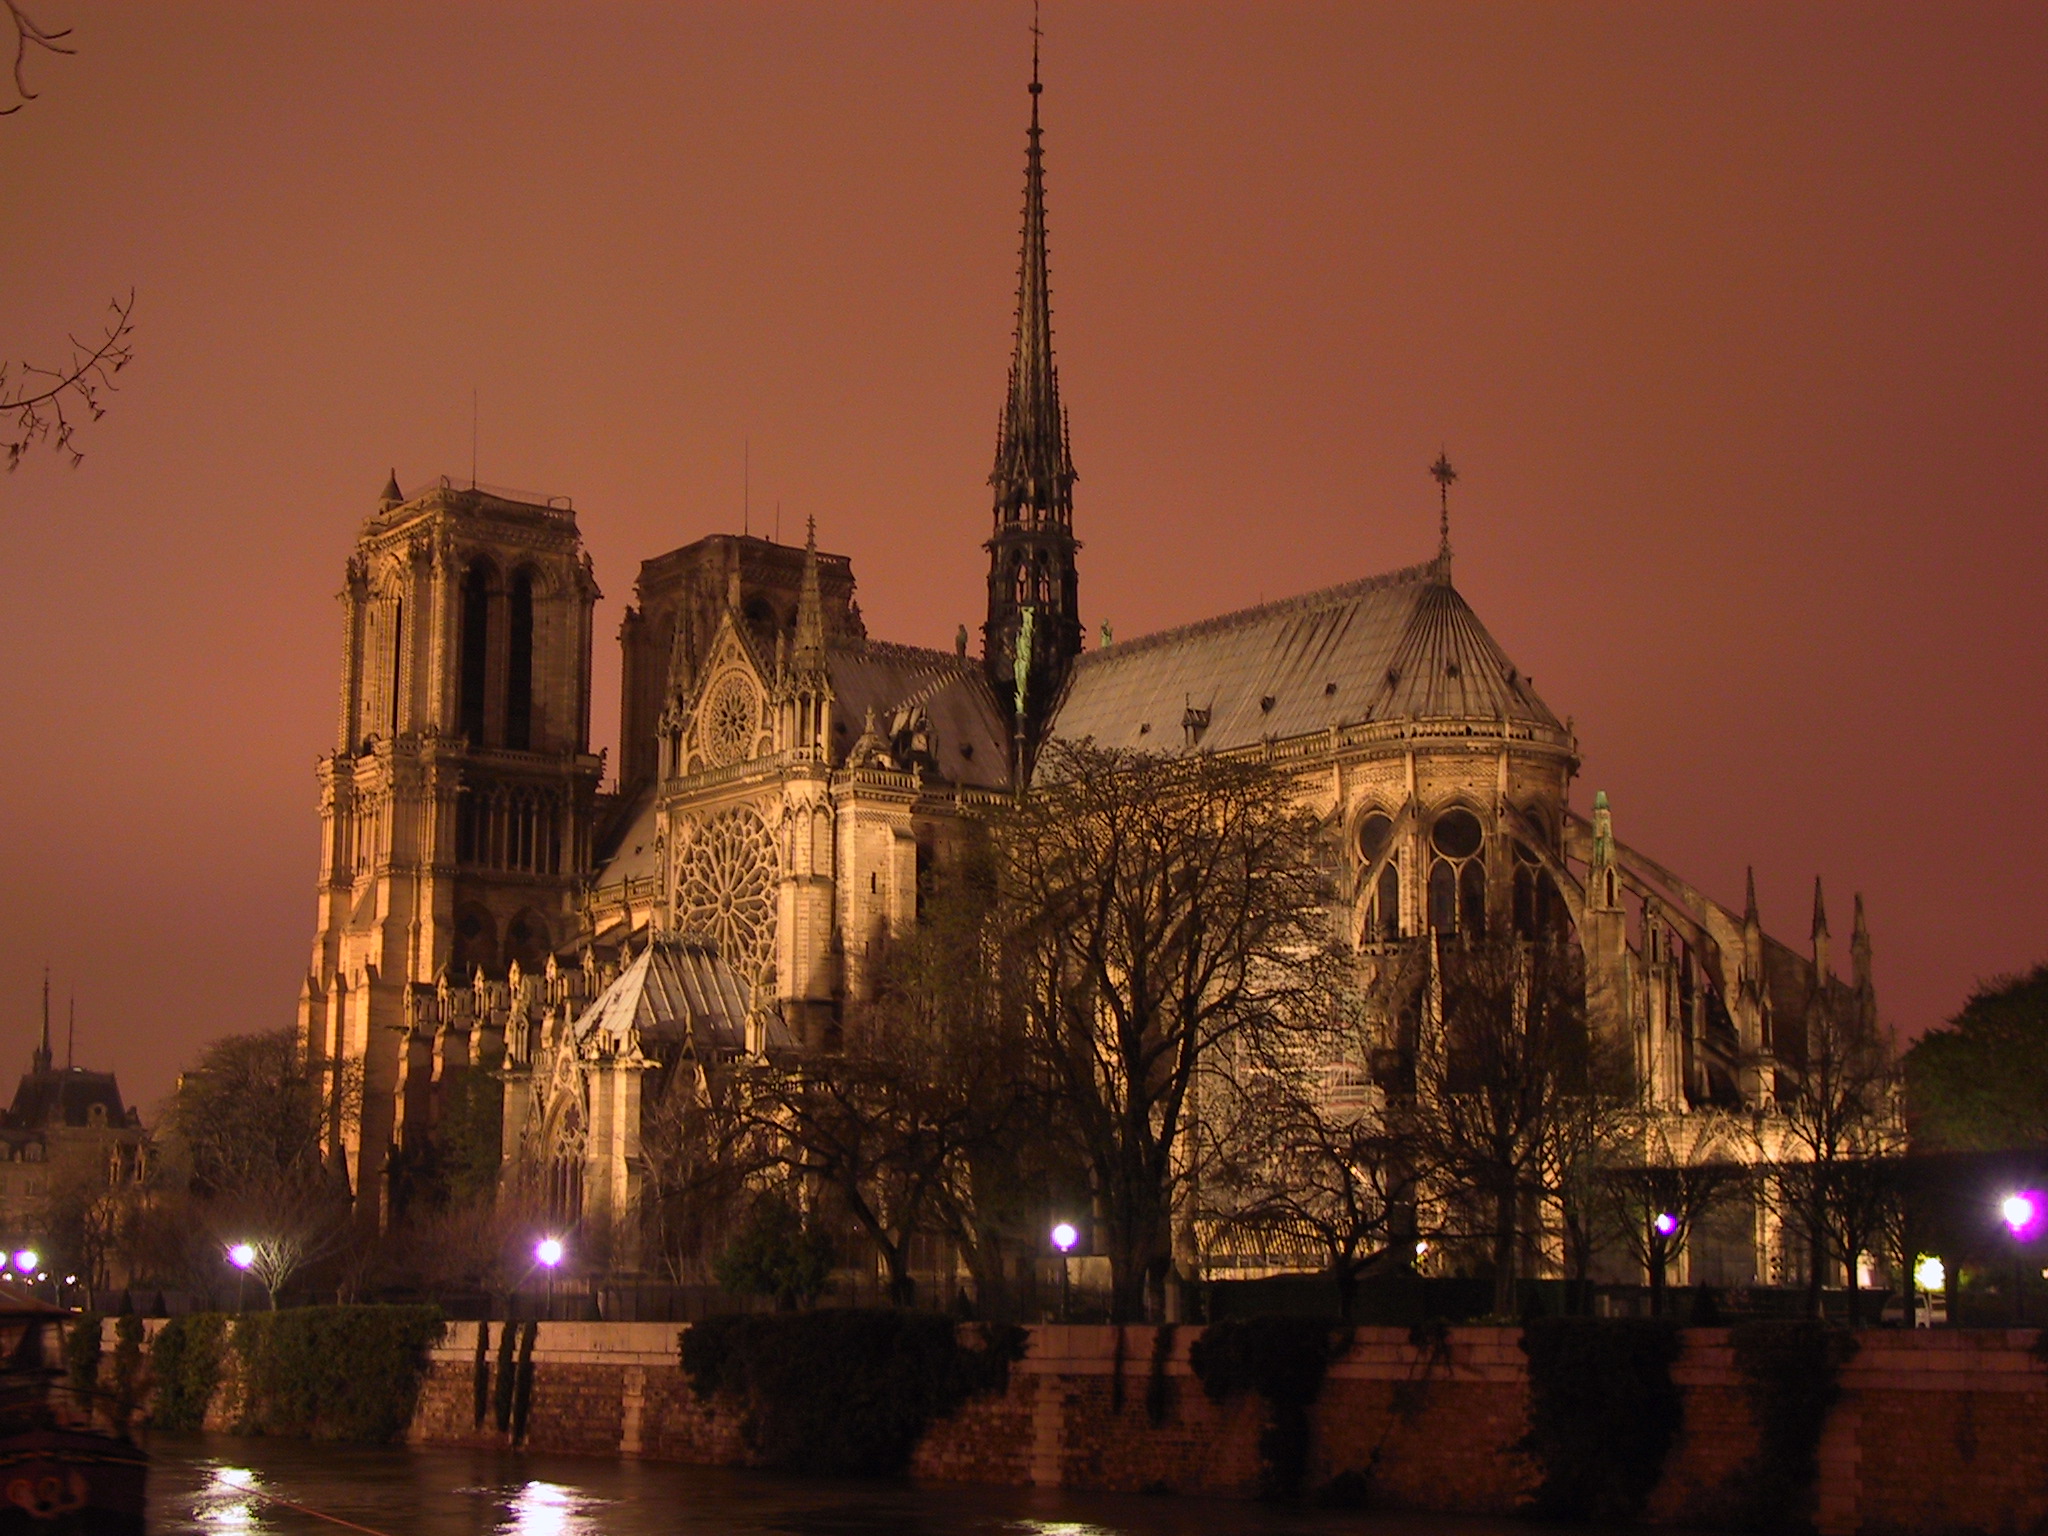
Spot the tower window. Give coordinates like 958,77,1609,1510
458,559,492,745
1372,860,1400,942
507,570,535,751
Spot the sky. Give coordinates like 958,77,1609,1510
3,2,2045,1111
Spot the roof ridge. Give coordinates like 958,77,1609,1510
1073,557,1441,668
837,636,979,672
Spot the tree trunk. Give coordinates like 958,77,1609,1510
1492,1186,1518,1317
1648,1241,1667,1317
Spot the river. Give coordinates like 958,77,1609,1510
144,1433,1526,1536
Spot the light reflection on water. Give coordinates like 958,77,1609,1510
146,1432,1549,1536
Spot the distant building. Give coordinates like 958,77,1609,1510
299,50,1884,1293
0,982,147,1247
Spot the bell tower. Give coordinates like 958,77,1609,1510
299,474,603,1225
982,37,1081,757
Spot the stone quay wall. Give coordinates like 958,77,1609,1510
399,1321,2048,1535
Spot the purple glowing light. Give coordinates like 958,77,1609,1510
1652,1212,1679,1238
2001,1193,2043,1240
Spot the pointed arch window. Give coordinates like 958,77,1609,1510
507,570,535,750
458,559,492,746
1428,807,1486,935
1358,810,1400,942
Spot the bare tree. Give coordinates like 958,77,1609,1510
1408,934,1629,1316
1204,1051,1419,1318
640,1059,756,1284
998,741,1345,1322
4,0,71,115
1599,1114,1748,1315
160,1028,358,1305
4,3,137,469
1762,1003,1905,1322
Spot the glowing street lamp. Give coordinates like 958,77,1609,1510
1914,1255,1945,1293
1050,1223,1079,1321
12,1251,36,1275
535,1237,565,1269
2002,1192,2043,1323
1653,1212,1679,1237
228,1244,256,1271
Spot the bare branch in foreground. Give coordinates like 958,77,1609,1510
3,290,136,469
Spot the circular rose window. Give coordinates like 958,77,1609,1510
701,674,759,767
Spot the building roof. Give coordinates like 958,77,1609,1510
1045,558,1564,755
571,934,792,1057
5,1067,135,1132
826,640,1014,790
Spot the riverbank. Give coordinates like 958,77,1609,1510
132,1317,2048,1534
410,1320,2048,1533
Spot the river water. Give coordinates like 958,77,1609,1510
144,1433,1525,1536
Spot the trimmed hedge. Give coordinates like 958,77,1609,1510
64,1311,103,1398
151,1313,228,1432
227,1306,445,1442
1189,1316,1347,1502
680,1310,1025,1477
1518,1317,1683,1523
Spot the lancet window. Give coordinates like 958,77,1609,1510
1427,806,1486,935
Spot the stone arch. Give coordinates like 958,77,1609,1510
453,903,498,980
505,908,553,974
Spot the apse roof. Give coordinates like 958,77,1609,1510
1045,558,1564,755
571,935,790,1057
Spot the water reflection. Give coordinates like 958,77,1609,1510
147,1432,1550,1536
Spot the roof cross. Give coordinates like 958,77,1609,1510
1429,449,1457,564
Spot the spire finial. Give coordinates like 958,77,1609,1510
1030,0,1042,95
37,967,50,1074
1429,448,1457,571
793,516,826,672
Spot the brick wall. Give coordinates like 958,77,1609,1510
137,1316,2048,1532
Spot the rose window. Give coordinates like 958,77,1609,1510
673,805,778,989
701,674,759,767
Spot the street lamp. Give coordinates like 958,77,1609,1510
12,1251,36,1275
2001,1192,2043,1323
228,1242,256,1312
534,1237,565,1269
1050,1223,1078,1321
1653,1212,1679,1237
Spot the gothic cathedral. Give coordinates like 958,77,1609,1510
301,56,1874,1289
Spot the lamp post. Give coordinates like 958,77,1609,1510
1050,1223,1078,1321
228,1243,255,1313
534,1237,564,1319
2000,1193,2042,1324
1649,1213,1679,1316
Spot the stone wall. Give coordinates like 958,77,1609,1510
160,1318,2048,1534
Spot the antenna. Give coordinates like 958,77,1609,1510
774,498,782,545
65,993,72,1071
743,437,750,536
471,386,479,490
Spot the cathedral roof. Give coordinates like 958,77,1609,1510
572,934,788,1057
1045,558,1565,756
826,641,1014,790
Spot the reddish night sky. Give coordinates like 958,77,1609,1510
4,3,2045,1110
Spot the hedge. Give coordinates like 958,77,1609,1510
1517,1317,1683,1523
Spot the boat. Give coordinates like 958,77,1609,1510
0,1285,146,1535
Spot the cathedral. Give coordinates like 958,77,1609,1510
298,54,1875,1285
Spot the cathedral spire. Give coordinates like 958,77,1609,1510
793,516,825,675
983,19,1083,745
1429,450,1457,582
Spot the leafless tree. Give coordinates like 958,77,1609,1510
998,741,1346,1322
1203,1050,1421,1319
639,1059,757,1284
1761,1003,1905,1322
4,3,137,470
1407,934,1629,1316
1598,1113,1748,1315
4,0,71,115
